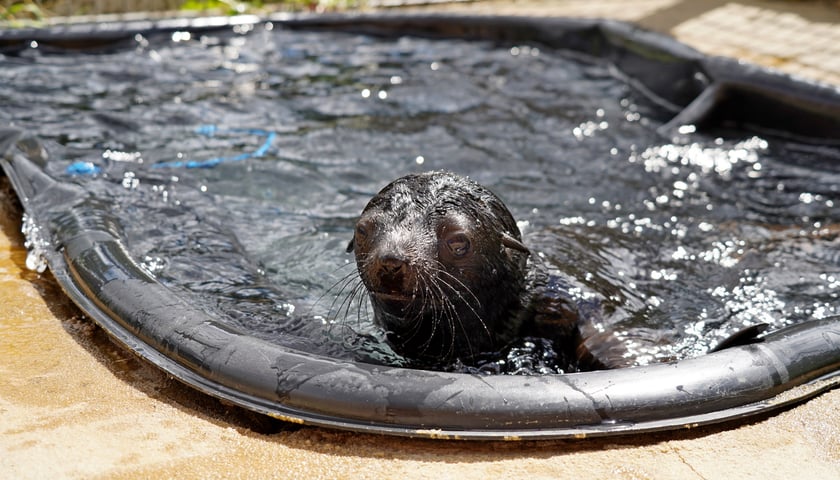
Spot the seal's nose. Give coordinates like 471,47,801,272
376,254,409,294
380,256,407,275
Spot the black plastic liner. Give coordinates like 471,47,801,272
2,14,840,440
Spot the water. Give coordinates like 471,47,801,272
2,23,839,372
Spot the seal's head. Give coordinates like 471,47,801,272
347,171,530,364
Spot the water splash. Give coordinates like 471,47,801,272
21,213,49,273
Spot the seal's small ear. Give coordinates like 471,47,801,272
501,233,530,255
346,238,355,253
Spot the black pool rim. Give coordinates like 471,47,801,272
2,13,840,440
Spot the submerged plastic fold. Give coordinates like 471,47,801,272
2,14,840,440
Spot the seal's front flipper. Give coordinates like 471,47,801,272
576,327,678,370
710,323,769,352
576,331,634,370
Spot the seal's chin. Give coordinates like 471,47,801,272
371,296,419,330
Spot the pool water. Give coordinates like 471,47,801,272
2,23,839,373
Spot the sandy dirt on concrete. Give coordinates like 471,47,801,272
3,1,840,479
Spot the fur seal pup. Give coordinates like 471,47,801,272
347,170,613,370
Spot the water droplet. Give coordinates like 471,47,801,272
122,171,139,189
172,31,191,43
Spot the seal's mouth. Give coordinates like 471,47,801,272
373,291,412,303
371,291,418,314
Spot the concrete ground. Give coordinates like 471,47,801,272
2,1,840,478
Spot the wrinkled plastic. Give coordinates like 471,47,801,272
1,15,839,440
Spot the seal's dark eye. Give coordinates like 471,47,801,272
356,219,376,240
445,233,471,257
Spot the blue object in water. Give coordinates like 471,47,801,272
152,125,276,169
65,161,101,176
